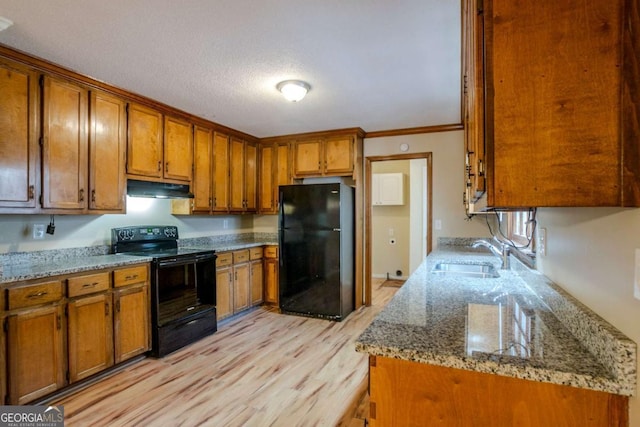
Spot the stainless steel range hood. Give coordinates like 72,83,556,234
127,179,194,199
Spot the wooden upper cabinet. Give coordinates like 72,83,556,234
192,126,214,213
126,103,163,179
89,90,126,212
229,137,246,212
293,139,322,176
259,144,275,213
462,0,486,205
41,76,88,210
163,115,193,182
245,141,257,212
275,143,291,209
213,132,230,213
293,136,354,177
478,0,640,207
0,59,38,209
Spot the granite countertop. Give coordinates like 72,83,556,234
0,237,278,286
356,243,637,396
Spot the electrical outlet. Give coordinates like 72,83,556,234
33,224,45,240
538,228,547,256
223,219,229,229
435,219,442,230
634,249,640,300
388,228,394,236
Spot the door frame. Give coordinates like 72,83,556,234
364,152,433,306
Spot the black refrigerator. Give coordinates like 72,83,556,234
278,183,354,321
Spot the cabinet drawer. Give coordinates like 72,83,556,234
264,246,278,259
216,252,233,268
233,250,250,264
67,272,110,297
113,265,148,288
249,247,263,260
7,281,63,310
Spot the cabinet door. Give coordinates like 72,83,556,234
293,139,322,176
233,263,250,312
41,76,88,210
250,259,263,306
192,126,213,213
163,115,193,182
89,90,126,212
259,144,275,213
0,313,6,405
245,141,258,212
229,137,246,212
114,284,150,363
275,143,291,209
324,136,353,175
0,59,38,209
126,103,163,178
68,293,114,382
212,132,230,212
7,304,66,404
215,266,233,320
264,258,279,305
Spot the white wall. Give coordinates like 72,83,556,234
371,160,411,279
0,197,253,253
364,131,489,245
536,207,640,423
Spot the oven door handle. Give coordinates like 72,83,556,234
157,254,216,268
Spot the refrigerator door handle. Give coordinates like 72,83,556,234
333,228,341,232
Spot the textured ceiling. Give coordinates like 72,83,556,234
0,0,461,138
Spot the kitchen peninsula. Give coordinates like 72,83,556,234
356,239,637,426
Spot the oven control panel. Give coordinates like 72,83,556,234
112,225,179,243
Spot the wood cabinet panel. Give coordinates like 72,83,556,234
113,265,148,288
250,259,263,306
275,143,291,208
229,137,245,212
465,0,640,208
126,103,163,179
67,272,110,298
68,293,113,382
369,355,628,427
245,141,257,212
0,58,38,209
7,304,65,404
7,280,63,310
89,90,126,212
259,144,274,213
294,139,322,176
192,126,213,213
114,283,150,363
163,115,193,182
212,132,230,212
41,76,88,210
324,137,353,175
0,311,5,405
215,265,233,320
233,263,250,313
263,245,279,305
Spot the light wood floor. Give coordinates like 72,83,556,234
54,279,398,426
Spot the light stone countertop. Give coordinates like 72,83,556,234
356,244,637,396
0,237,277,286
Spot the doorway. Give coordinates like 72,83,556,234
364,153,432,306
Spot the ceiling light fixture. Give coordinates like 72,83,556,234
277,80,310,102
0,17,13,32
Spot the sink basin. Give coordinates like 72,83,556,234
431,262,499,279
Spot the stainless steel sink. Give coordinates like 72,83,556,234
431,262,499,279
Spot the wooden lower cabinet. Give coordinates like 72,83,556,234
3,263,150,404
216,247,266,321
68,293,113,382
368,355,628,427
113,283,150,363
263,246,279,305
7,304,66,405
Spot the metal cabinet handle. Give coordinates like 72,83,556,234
165,162,169,173
82,282,99,288
79,188,84,202
27,291,48,299
28,185,35,200
157,161,162,171
125,275,138,281
105,302,110,316
91,189,96,202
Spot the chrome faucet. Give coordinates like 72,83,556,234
472,237,511,269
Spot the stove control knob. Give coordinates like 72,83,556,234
118,229,134,240
164,227,176,238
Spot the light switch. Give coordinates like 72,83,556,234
538,228,547,256
435,220,442,230
388,228,394,236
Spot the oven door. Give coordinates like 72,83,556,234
154,252,217,326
